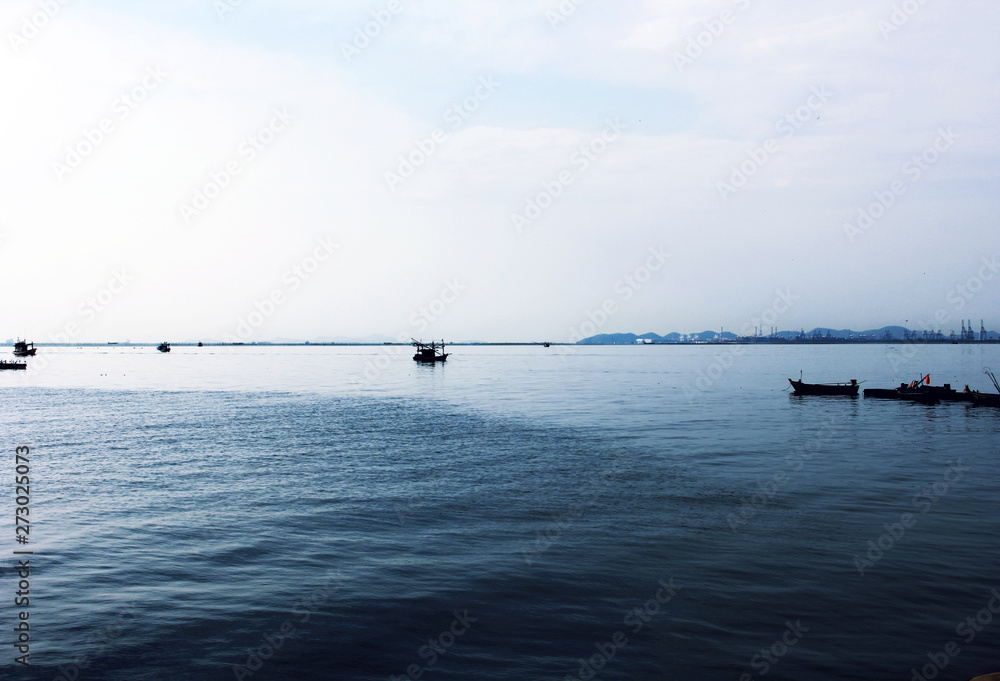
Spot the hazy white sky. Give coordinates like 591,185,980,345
1,0,997,342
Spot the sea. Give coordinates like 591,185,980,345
2,343,999,681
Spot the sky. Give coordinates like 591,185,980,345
1,0,998,343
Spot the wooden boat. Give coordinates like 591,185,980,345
863,386,939,404
788,377,859,395
412,339,448,363
13,339,36,357
0,360,26,370
863,388,904,399
970,369,1000,407
899,375,972,402
972,392,1000,407
901,385,972,402
863,375,958,404
157,342,171,353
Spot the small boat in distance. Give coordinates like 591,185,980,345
13,339,36,357
157,342,171,353
412,339,448,363
788,374,859,396
0,360,26,370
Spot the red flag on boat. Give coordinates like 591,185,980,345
924,374,930,385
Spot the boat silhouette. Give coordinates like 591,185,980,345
412,339,448,363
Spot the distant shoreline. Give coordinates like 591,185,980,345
6,340,1000,348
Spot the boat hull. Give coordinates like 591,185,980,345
863,388,938,404
789,379,859,396
971,392,1000,407
413,353,448,363
0,361,26,370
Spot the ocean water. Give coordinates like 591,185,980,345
2,344,999,681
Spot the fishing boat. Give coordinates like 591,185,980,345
412,339,448,363
788,375,859,396
972,392,1000,407
862,375,964,404
13,339,36,357
863,385,939,404
970,369,1000,407
0,360,26,370
157,342,171,353
898,375,972,402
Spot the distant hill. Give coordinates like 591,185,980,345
579,330,738,344
578,326,998,344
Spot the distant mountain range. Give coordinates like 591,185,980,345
578,326,999,344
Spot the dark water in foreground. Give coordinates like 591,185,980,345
1,345,999,680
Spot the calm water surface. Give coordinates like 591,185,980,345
2,344,999,680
